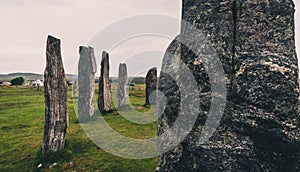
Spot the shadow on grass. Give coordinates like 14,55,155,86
31,138,97,172
1,124,30,130
32,147,72,171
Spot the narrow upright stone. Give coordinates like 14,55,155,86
78,46,97,121
43,35,68,154
145,67,157,105
98,51,111,113
72,80,78,98
117,63,129,109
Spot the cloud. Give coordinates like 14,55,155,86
0,0,182,75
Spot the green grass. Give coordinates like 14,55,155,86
0,86,157,171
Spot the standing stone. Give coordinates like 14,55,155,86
117,63,129,109
37,84,41,92
43,35,68,154
98,51,111,113
157,0,300,171
145,67,157,105
72,80,78,98
78,46,97,121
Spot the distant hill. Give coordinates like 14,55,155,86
0,73,146,84
110,77,145,84
0,73,77,82
96,77,146,85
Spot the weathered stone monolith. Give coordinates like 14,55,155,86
98,51,111,113
78,46,97,121
42,35,68,154
157,0,300,171
145,67,157,105
117,63,129,109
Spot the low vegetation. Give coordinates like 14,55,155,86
0,85,157,171
10,77,25,86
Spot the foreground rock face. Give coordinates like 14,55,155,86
117,63,129,109
43,35,68,153
98,51,111,113
78,46,97,121
157,0,300,171
145,67,158,105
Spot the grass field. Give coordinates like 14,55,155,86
0,85,157,171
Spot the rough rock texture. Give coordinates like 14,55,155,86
157,0,300,171
117,63,129,109
145,67,158,105
98,51,111,113
181,0,234,89
43,35,68,154
78,46,97,121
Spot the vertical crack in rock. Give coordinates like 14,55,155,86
231,0,237,88
157,0,300,171
43,35,68,154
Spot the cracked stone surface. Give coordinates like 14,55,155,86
78,46,97,121
157,0,300,171
43,35,68,154
98,51,111,113
117,63,129,109
145,67,158,105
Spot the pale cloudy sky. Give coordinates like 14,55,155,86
0,0,299,77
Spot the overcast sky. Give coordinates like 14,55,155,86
0,0,299,77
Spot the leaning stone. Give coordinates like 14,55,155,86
43,35,68,154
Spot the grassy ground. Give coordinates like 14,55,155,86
0,85,157,172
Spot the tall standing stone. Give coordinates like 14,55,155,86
117,63,129,109
43,35,68,154
145,67,157,105
157,0,300,171
78,46,97,121
98,51,111,113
